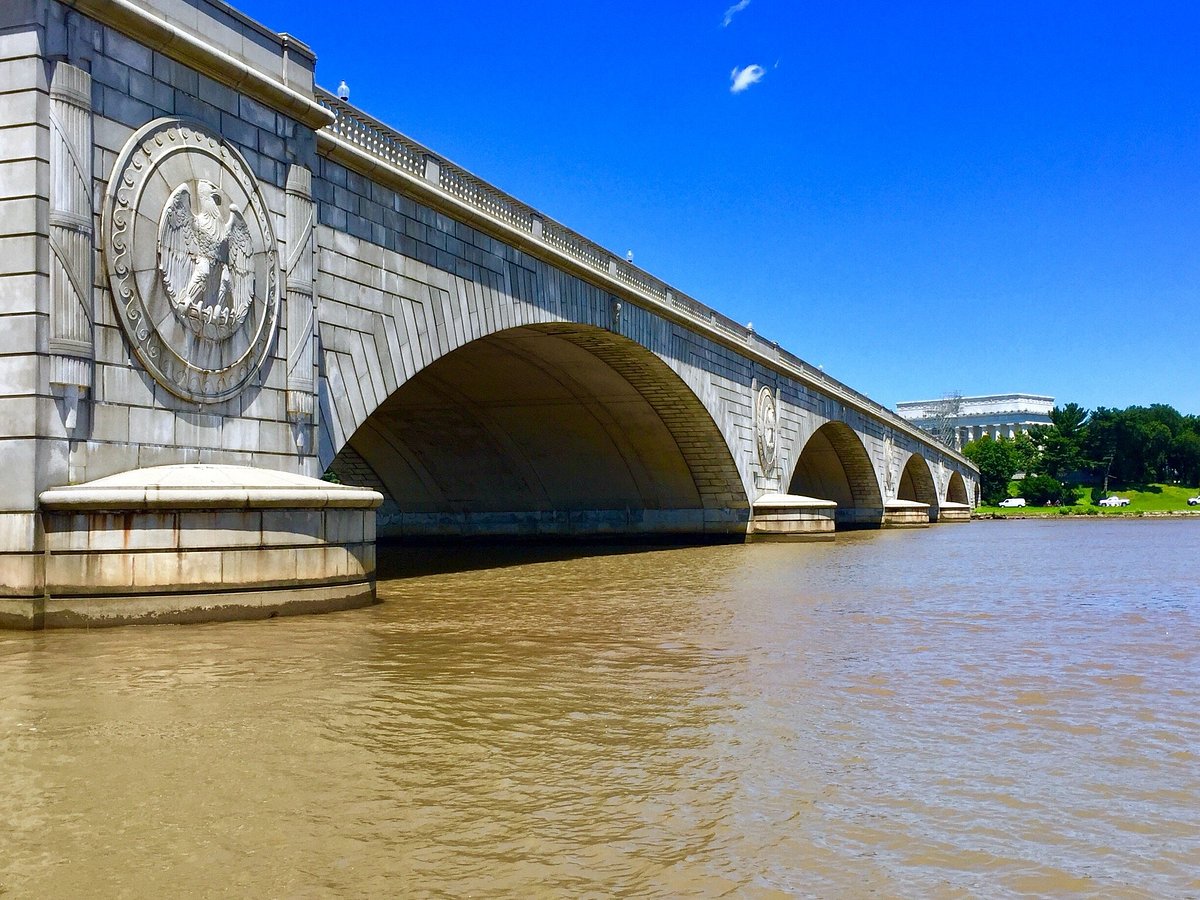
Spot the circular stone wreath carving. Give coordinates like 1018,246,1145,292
102,119,280,404
755,385,778,473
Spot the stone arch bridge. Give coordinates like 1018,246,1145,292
0,0,976,627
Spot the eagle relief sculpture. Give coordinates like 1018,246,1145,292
103,119,280,404
158,179,256,341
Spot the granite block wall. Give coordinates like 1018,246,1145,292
0,0,327,606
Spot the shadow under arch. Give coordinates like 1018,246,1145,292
898,452,938,501
787,421,884,529
947,470,969,505
327,323,750,540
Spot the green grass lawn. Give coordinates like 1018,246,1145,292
976,483,1200,516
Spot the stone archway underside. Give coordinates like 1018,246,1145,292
947,471,969,505
329,324,749,538
897,452,939,522
898,454,938,506
788,422,884,528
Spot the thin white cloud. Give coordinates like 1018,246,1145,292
730,64,765,93
722,0,751,27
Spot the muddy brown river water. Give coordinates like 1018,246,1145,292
1,519,1198,897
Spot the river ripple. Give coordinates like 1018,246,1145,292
1,519,1198,897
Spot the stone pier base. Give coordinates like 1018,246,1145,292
749,493,837,541
15,464,383,629
937,502,972,523
882,499,931,528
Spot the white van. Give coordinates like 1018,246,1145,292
998,498,1026,508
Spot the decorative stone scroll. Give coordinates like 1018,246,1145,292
102,119,280,404
48,63,94,395
755,385,778,473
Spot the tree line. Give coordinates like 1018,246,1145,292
962,403,1200,506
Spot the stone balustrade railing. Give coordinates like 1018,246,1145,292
315,88,954,453
323,97,425,178
438,164,536,233
541,218,608,272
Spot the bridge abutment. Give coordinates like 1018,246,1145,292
0,465,382,629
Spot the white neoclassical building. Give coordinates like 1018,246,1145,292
897,394,1055,448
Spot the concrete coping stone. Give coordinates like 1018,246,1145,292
940,501,971,510
753,493,838,510
60,0,333,129
40,464,383,511
884,499,931,509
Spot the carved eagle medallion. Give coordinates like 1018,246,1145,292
158,179,256,341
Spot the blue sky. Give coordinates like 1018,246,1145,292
236,0,1199,414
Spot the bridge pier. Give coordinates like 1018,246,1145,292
749,494,836,541
13,465,382,629
936,502,972,523
882,500,932,528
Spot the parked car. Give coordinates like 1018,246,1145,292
1098,496,1131,507
1188,496,1200,506
998,498,1026,508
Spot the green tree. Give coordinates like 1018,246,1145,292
1143,420,1173,482
1022,474,1078,506
1145,403,1183,437
1025,403,1089,481
1049,403,1089,442
1081,404,1193,487
1036,427,1086,481
963,436,1018,506
1083,407,1120,484
1113,411,1170,484
1009,431,1040,476
1170,430,1200,485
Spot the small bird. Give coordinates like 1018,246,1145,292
158,179,254,340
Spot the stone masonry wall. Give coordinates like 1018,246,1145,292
82,16,319,483
312,153,766,506
0,0,324,604
0,10,48,602
310,150,978,512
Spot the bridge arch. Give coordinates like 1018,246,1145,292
946,470,970,505
897,453,939,506
895,451,939,523
787,422,884,528
326,323,749,538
